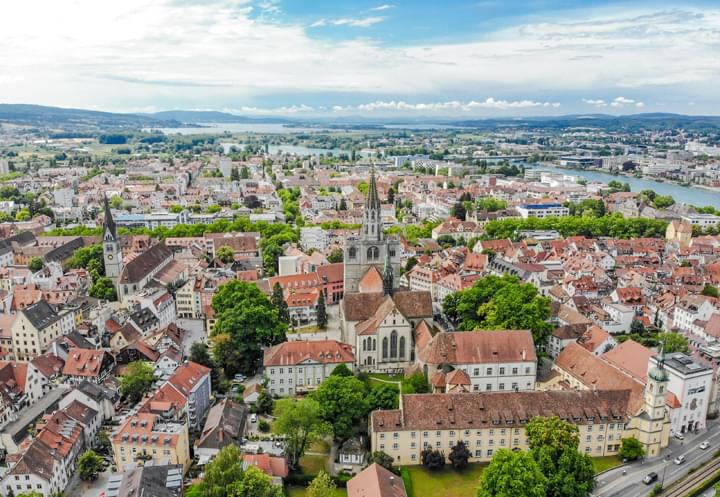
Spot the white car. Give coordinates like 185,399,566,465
250,414,258,423
674,433,685,441
673,455,686,465
700,441,710,450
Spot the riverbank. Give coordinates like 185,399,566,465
531,164,720,208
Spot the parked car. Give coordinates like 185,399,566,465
642,472,658,485
250,414,258,423
700,441,710,450
234,374,246,382
673,455,686,465
675,433,685,440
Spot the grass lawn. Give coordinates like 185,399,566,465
308,439,331,454
287,486,347,497
403,464,485,497
592,455,623,474
299,454,328,475
368,373,403,386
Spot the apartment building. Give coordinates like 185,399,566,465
263,340,355,396
112,413,191,473
370,390,632,465
516,203,570,219
11,300,75,361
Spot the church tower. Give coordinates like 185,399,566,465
343,168,401,293
633,349,671,458
102,195,123,281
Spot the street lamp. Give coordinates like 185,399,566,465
660,462,669,488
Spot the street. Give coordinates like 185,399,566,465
595,420,720,497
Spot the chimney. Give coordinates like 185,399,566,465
521,349,526,361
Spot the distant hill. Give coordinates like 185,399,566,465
0,104,182,129
147,110,293,124
450,113,720,131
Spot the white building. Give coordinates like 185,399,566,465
300,227,329,252
263,340,355,397
650,353,713,435
516,203,570,219
681,213,720,228
598,302,635,334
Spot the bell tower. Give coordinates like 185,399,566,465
102,195,123,281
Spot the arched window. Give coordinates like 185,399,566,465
382,337,388,359
399,336,406,359
390,330,398,358
362,339,366,351
367,246,379,260
348,247,357,259
373,338,376,351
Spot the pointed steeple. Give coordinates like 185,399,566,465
383,249,394,296
366,166,381,210
103,194,117,241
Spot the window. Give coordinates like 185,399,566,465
390,331,398,358
449,431,455,437
486,384,492,391
512,367,518,375
423,431,428,437
486,367,492,375
393,443,399,450
393,432,399,439
367,246,379,260
512,382,518,390
411,454,417,461
499,367,505,375
499,383,505,391
382,338,388,359
399,336,406,359
436,441,441,448
411,432,416,438
349,247,357,259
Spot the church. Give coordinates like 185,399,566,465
340,170,433,374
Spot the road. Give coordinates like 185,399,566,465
595,421,720,497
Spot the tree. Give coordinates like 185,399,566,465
329,363,353,377
404,256,418,273
442,274,552,346
97,429,112,453
368,451,398,474
110,195,123,210
231,167,240,181
15,208,31,221
273,398,331,470
449,440,471,469
244,195,262,209
452,202,467,221
477,449,547,497
367,382,399,411
619,437,645,461
316,291,327,329
526,417,594,497
270,282,290,321
702,284,719,298
312,375,369,440
216,245,234,263
120,361,155,404
420,448,445,470
338,198,347,210
211,281,287,375
327,248,344,263
28,257,44,271
89,277,117,301
198,444,244,497
402,372,429,394
659,331,690,354
234,466,283,497
241,165,250,179
255,388,274,415
307,471,336,497
630,319,645,334
526,416,579,453
77,449,104,481
190,342,214,368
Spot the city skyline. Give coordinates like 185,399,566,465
1,0,719,117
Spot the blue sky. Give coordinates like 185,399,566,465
1,0,718,117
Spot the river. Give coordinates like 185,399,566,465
529,165,720,209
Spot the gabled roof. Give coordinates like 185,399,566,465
418,330,536,366
347,463,407,497
264,339,354,366
342,290,432,322
21,299,60,329
120,241,173,284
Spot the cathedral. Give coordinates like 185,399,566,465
340,170,433,374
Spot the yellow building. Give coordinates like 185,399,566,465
111,413,191,473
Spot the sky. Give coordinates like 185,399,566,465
1,0,719,118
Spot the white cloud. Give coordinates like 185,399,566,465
310,16,385,28
582,99,607,107
370,4,394,11
0,3,717,113
609,96,645,108
346,98,560,113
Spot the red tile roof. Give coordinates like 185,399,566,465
264,339,354,366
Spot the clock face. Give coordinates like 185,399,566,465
107,254,113,260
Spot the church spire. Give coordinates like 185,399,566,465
103,194,117,241
366,166,381,210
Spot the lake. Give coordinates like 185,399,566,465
530,165,720,209
147,123,337,135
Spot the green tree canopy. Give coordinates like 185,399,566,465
307,471,337,497
312,375,369,440
659,331,689,354
619,437,645,461
402,372,430,394
443,274,552,345
477,449,547,497
327,248,344,263
120,361,155,404
273,398,331,470
211,281,287,375
28,257,44,272
77,449,104,481
316,291,327,329
197,445,283,497
367,382,399,411
526,416,580,453
89,277,117,301
216,245,234,263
